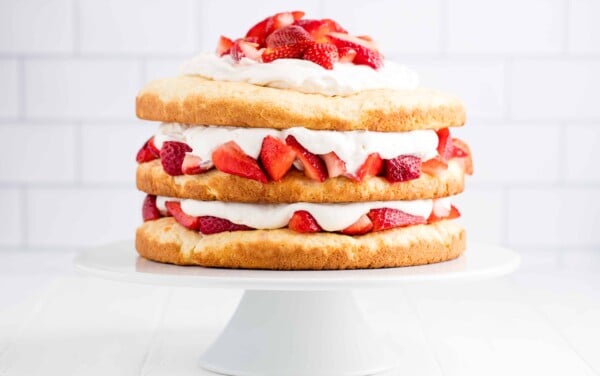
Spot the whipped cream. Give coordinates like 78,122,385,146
156,196,453,232
153,123,438,175
180,53,419,96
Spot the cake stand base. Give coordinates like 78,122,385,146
200,290,396,376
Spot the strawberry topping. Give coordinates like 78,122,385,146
327,32,383,69
340,214,373,235
136,137,160,163
160,141,192,176
285,135,327,182
259,135,296,181
421,156,448,177
353,153,383,181
303,42,339,70
142,195,161,222
265,25,313,48
212,141,268,183
321,152,347,178
428,200,461,223
367,208,427,232
216,35,234,57
182,154,206,175
294,18,347,43
165,201,199,230
198,216,252,235
450,138,473,175
289,210,322,233
262,44,307,63
437,128,453,161
384,155,421,182
230,38,261,62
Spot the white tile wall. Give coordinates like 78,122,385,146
0,0,598,260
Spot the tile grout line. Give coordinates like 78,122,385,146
17,57,26,121
502,57,512,121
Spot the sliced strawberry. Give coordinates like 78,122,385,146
437,128,453,161
259,135,296,181
303,42,338,70
198,216,252,235
265,11,298,36
136,137,160,163
212,141,268,183
245,17,270,46
265,25,313,48
142,195,161,222
367,208,426,232
450,138,473,175
216,35,234,56
288,210,322,233
182,154,207,175
447,205,461,219
321,152,346,178
262,44,307,62
294,18,347,43
428,201,461,223
351,153,383,181
165,201,199,230
340,214,373,235
327,32,383,69
421,156,448,177
160,141,192,176
285,135,327,182
338,47,357,63
230,38,261,62
384,155,421,182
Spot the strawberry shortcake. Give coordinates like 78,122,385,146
134,11,473,269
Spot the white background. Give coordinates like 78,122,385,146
0,0,599,266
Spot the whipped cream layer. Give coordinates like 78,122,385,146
156,196,453,232
153,123,439,175
180,53,419,96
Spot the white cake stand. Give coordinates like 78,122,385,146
74,241,519,376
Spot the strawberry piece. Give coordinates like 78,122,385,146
428,201,461,223
450,138,473,175
259,135,296,181
367,208,426,232
321,152,346,178
288,210,322,233
245,17,270,46
136,137,160,163
160,141,191,176
448,205,461,219
265,25,313,48
352,153,383,181
142,195,161,222
437,128,453,161
294,18,347,43
338,47,357,63
182,154,207,175
340,214,373,235
327,32,383,69
285,135,327,182
384,155,422,182
262,44,307,62
421,156,448,177
230,38,261,62
212,141,268,183
165,201,199,230
265,11,298,36
303,42,339,70
216,35,234,56
198,216,252,235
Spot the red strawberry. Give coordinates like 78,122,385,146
265,25,313,48
450,138,473,175
259,135,296,181
288,210,322,233
262,44,307,62
216,35,234,56
198,216,252,235
142,195,161,222
294,18,347,43
321,152,346,178
285,135,327,182
428,201,461,223
384,155,422,182
437,128,453,160
182,154,207,175
230,39,261,62
136,137,160,163
160,141,191,176
303,42,339,70
338,47,357,63
212,141,268,183
165,201,199,230
421,156,448,177
245,17,269,46
352,153,383,181
265,11,303,36
367,208,426,232
327,32,383,69
340,214,373,235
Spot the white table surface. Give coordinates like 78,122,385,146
0,249,599,376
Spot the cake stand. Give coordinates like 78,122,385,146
74,241,519,376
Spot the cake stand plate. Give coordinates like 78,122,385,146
74,241,519,376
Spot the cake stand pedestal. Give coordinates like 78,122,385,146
74,241,519,376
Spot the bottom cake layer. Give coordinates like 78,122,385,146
135,217,466,270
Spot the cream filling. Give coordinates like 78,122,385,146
153,123,439,175
156,197,453,232
180,53,419,96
